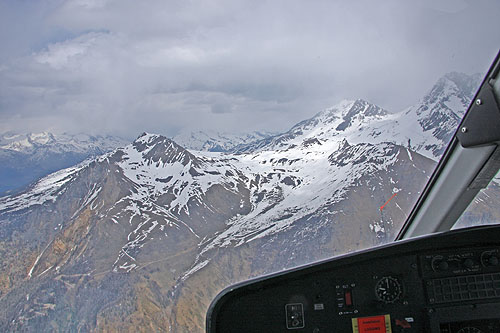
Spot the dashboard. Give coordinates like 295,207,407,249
206,225,500,332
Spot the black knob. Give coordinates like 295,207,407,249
438,261,449,271
463,258,474,269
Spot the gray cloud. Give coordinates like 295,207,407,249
1,0,499,139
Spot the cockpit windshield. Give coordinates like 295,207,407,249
0,1,499,332
454,174,500,229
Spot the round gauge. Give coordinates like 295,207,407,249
457,328,483,333
375,276,402,303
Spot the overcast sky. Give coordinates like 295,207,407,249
0,0,499,139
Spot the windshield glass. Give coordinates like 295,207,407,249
1,1,500,332
453,174,500,229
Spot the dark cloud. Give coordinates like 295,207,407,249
1,0,499,139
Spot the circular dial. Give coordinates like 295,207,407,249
457,328,483,333
375,276,402,303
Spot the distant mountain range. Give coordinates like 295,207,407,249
1,72,497,332
0,132,129,195
172,130,274,152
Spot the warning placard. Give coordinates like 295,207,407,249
352,314,392,333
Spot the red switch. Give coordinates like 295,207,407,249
345,290,353,306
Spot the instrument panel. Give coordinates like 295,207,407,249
207,225,500,332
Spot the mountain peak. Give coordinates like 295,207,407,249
442,72,482,98
296,98,387,131
232,99,391,153
134,132,161,144
421,72,481,116
27,132,56,146
335,99,388,131
413,72,481,146
350,99,388,117
130,132,198,167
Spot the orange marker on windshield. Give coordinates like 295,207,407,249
380,193,397,211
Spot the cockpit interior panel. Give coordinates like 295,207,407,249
207,225,500,332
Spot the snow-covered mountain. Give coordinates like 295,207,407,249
0,72,493,332
235,72,481,159
233,99,389,153
0,132,128,195
172,130,274,152
0,132,127,155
